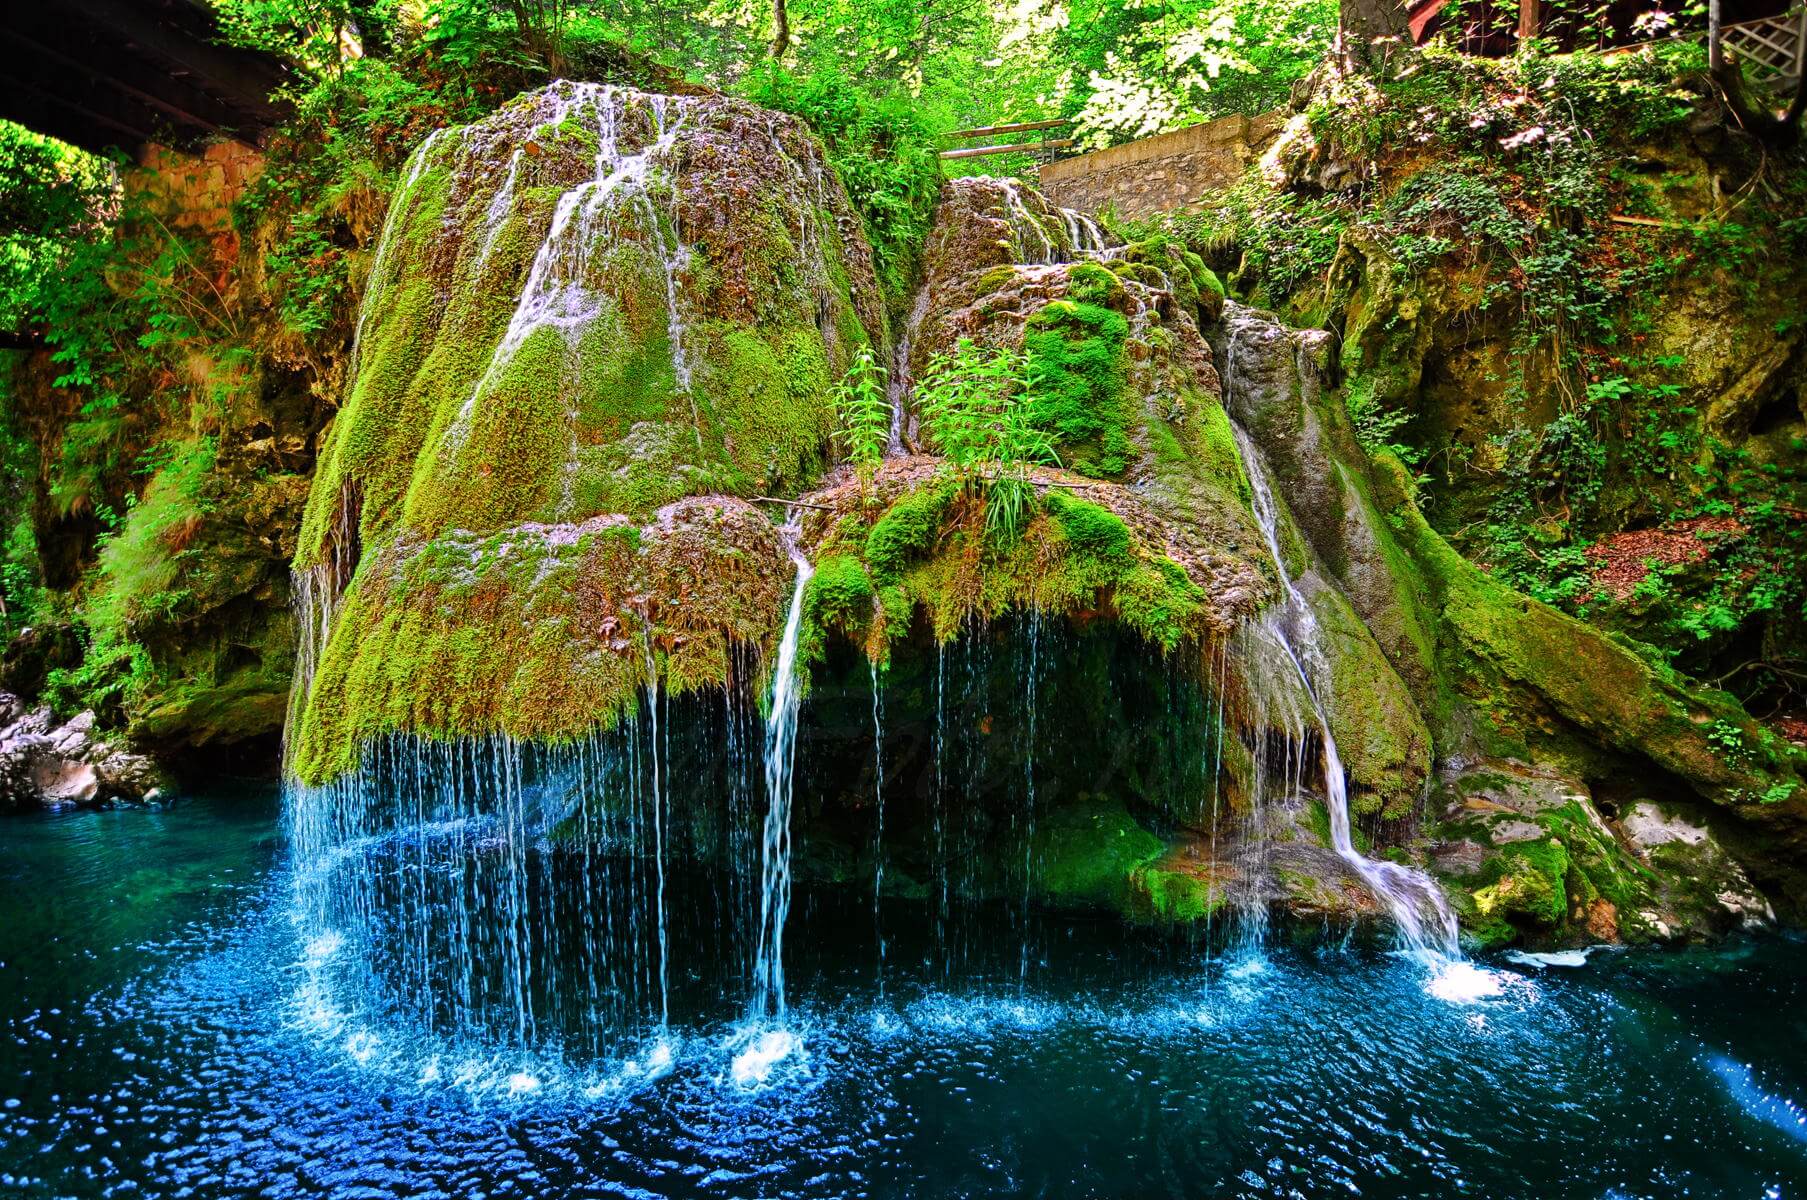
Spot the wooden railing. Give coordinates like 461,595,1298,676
939,118,1075,162
1722,11,1807,89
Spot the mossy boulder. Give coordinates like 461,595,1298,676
794,459,1266,656
296,81,882,567
289,84,885,780
289,498,790,783
1032,795,1166,913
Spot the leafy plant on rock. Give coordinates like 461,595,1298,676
916,338,1059,548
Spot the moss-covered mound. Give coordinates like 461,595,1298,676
286,84,893,780
901,188,1263,614
290,497,789,783
296,81,884,573
790,457,1268,663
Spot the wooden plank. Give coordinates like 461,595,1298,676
939,138,1075,160
945,118,1068,139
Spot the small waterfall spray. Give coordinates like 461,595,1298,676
887,285,932,456
869,661,887,995
1228,421,1459,958
1019,610,1041,986
641,636,671,1031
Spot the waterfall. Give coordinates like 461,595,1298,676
1058,207,1106,257
887,283,932,456
750,532,814,1023
996,178,1056,265
441,85,696,476
1227,421,1459,958
641,638,670,1031
870,661,887,995
1019,610,1040,985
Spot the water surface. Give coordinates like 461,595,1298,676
3,787,1805,1198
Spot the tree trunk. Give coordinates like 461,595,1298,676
771,0,790,59
1517,0,1540,43
1337,0,1413,71
346,0,390,58
1709,0,1724,72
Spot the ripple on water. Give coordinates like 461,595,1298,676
6,796,1807,1197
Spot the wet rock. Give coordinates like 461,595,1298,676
0,692,167,811
1429,760,1782,947
1619,799,1775,934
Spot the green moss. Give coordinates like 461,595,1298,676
1023,300,1133,478
1044,490,1132,561
702,323,839,497
1473,855,1562,928
807,554,875,633
1032,796,1165,912
285,89,899,778
287,503,790,785
866,482,956,580
1065,260,1127,307
1113,558,1208,651
1131,863,1223,924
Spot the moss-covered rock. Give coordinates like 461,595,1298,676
289,84,886,779
1032,794,1166,912
296,82,882,568
793,458,1266,657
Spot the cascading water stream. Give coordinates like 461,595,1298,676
640,637,670,1031
1227,419,1459,959
441,85,700,486
870,662,887,996
887,284,932,456
750,528,814,1025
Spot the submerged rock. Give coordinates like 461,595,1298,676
0,694,167,810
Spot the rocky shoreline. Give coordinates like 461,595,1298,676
0,692,167,811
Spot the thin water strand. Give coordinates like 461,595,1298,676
751,530,814,1023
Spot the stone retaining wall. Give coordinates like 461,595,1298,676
135,140,264,262
1038,111,1285,219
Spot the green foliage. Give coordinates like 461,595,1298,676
0,370,44,638
0,122,114,336
744,66,941,319
831,344,889,467
1174,182,1348,306
44,438,219,719
1,126,250,527
237,59,465,342
916,337,1060,548
1343,376,1425,478
1060,0,1334,147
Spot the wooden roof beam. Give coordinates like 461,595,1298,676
59,0,290,125
0,24,247,141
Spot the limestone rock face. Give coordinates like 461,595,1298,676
0,694,167,810
1211,302,1434,815
1618,800,1776,936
